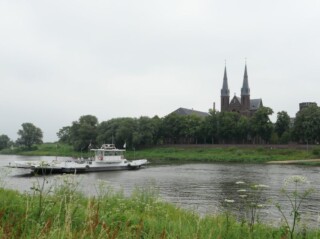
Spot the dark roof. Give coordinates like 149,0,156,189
250,99,263,111
170,107,209,118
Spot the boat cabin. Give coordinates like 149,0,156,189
91,144,125,162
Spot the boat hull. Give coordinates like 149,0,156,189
9,159,148,175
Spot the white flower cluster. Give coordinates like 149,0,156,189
235,181,246,185
284,175,307,186
252,184,270,189
225,199,235,203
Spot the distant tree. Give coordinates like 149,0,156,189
184,115,203,144
279,131,291,144
275,111,291,138
97,118,136,149
162,114,185,144
293,105,320,144
16,123,43,149
57,126,71,144
0,134,11,150
218,112,239,143
115,118,137,148
235,115,250,143
150,116,163,145
70,115,98,151
249,107,274,143
97,119,119,146
203,109,219,144
135,116,161,146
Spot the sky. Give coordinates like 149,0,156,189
1,0,320,142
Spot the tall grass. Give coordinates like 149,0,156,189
0,175,319,238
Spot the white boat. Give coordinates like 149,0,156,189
9,144,149,174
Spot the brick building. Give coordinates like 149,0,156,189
221,64,263,116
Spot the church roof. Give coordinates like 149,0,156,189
170,107,209,118
230,96,241,104
250,99,263,111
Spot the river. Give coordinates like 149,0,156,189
1,155,320,226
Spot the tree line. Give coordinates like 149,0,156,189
1,105,320,151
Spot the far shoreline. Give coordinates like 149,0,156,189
1,143,319,165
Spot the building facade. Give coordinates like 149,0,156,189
220,64,263,116
299,102,317,111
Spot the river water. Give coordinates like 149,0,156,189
1,155,320,226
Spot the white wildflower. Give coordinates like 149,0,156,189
284,175,307,186
237,189,247,193
239,195,247,198
236,181,246,185
253,184,269,189
225,199,235,203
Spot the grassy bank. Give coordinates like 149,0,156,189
0,175,318,239
126,145,320,163
0,143,90,158
1,143,320,163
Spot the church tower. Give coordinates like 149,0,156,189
221,65,230,112
241,64,250,114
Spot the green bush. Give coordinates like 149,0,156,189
312,147,320,156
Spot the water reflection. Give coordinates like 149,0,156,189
1,155,320,226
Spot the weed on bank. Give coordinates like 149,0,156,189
1,174,320,238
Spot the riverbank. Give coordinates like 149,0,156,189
0,177,319,239
1,143,319,164
126,144,320,164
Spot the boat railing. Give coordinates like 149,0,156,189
101,144,116,149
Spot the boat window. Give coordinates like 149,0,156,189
104,151,123,156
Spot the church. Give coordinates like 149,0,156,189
221,64,263,116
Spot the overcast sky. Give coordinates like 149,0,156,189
1,0,320,142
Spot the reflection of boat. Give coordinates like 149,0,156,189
9,144,149,174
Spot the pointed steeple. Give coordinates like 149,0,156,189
241,64,250,96
221,65,230,96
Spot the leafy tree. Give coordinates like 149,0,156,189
249,107,274,143
279,131,291,144
275,111,291,138
135,116,161,146
57,126,71,144
150,116,163,145
0,134,11,150
115,118,137,148
16,123,43,149
184,115,203,144
70,115,98,151
203,109,219,144
97,118,137,149
162,114,185,144
218,112,239,143
293,105,320,144
97,119,120,146
235,115,250,143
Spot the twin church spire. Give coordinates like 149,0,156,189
220,63,251,115
221,63,250,97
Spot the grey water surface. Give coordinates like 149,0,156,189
1,155,320,226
